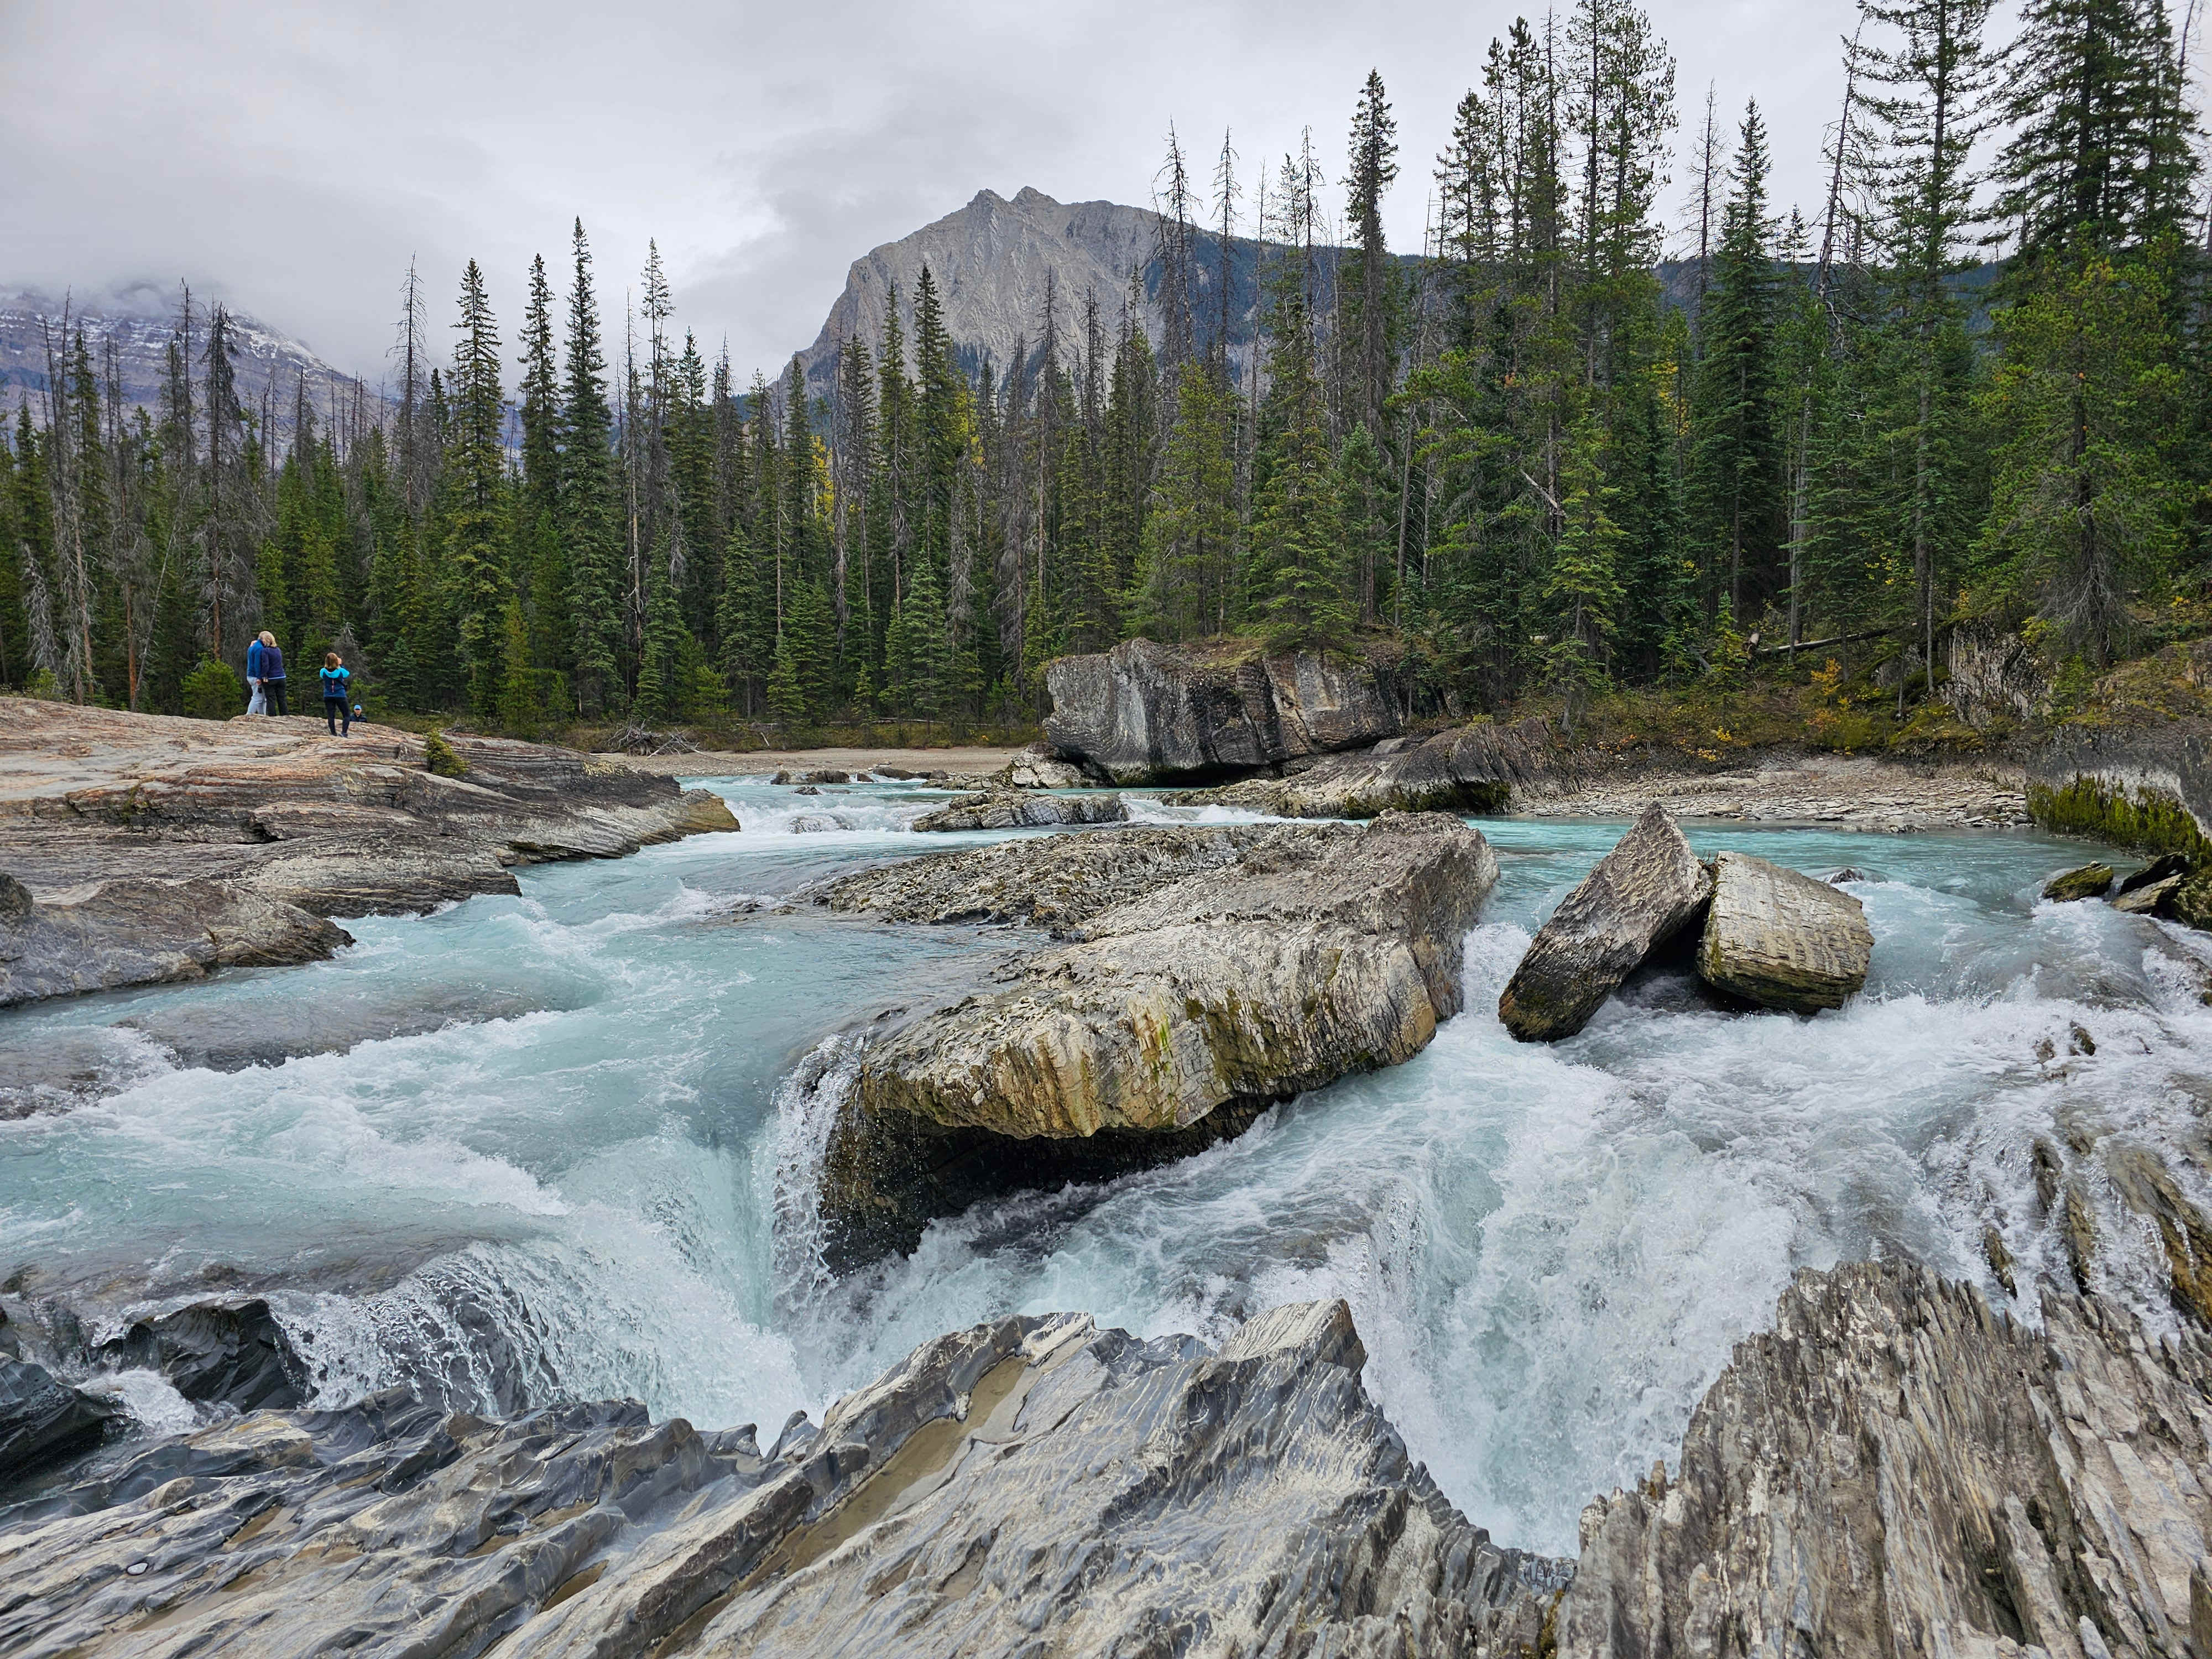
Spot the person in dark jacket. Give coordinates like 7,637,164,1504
255,632,288,715
320,653,352,736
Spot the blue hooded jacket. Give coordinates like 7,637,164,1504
246,639,266,681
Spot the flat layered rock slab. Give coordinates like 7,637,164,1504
0,698,737,1006
909,788,1128,832
1499,802,1712,1041
1695,849,1872,1012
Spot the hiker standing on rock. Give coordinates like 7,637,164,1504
256,632,288,715
246,633,267,713
320,653,352,737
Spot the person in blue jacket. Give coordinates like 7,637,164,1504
254,631,288,714
319,652,352,736
245,633,268,713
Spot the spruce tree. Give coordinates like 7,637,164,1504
1688,102,1786,622
1249,294,1353,651
562,221,627,716
447,259,510,716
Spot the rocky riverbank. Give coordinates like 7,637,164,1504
5,1257,2204,1658
806,814,1496,1265
0,698,737,1006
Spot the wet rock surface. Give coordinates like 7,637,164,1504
909,787,1128,832
10,1262,2212,1658
1695,848,1874,1013
815,816,1498,1264
0,876,351,1007
0,1300,1554,1659
2043,860,2116,900
90,1299,306,1413
1499,803,1712,1041
0,1357,116,1484
0,698,737,1006
1044,638,1402,783
1557,1261,2212,1659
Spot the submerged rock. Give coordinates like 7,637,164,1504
1498,802,1712,1041
910,787,1129,832
0,1301,1553,1657
817,816,1497,1263
1695,849,1874,1013
1044,638,1402,784
2042,861,2115,901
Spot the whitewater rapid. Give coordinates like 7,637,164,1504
4,775,2208,1554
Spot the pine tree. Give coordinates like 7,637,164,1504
562,221,626,716
1689,102,1786,622
1249,294,1352,651
496,594,539,735
448,259,510,716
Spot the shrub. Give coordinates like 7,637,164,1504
422,729,470,778
180,658,244,721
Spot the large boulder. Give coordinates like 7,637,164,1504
1043,638,1401,784
1695,850,1874,1013
813,816,1497,1263
1499,802,1712,1040
910,789,1128,832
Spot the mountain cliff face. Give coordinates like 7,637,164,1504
0,284,377,441
796,186,1280,390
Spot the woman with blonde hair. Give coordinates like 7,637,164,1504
247,630,288,715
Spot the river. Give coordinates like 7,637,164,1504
3,778,2206,1556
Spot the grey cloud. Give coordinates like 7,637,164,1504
7,0,2156,389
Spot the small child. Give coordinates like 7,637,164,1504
320,653,353,736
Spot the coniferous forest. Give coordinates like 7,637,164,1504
2,0,2206,742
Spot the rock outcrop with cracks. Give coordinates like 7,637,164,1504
1556,1261,2212,1658
0,1300,1555,1659
1499,802,1712,1040
1044,638,1402,784
0,698,737,1006
1694,849,1874,1013
812,815,1497,1263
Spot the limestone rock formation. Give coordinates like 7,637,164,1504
1499,803,1712,1040
91,1299,305,1413
1044,638,1402,784
910,788,1128,832
1695,849,1874,1012
815,816,1497,1262
0,875,350,1006
992,752,1089,789
1556,1262,2212,1658
0,698,738,1005
11,1262,2212,1658
1173,717,1558,818
0,1301,1553,1659
2042,862,2116,901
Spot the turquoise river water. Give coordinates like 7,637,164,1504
4,778,2210,1556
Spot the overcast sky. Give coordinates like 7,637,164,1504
3,0,2195,389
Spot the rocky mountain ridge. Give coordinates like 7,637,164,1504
0,284,380,442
